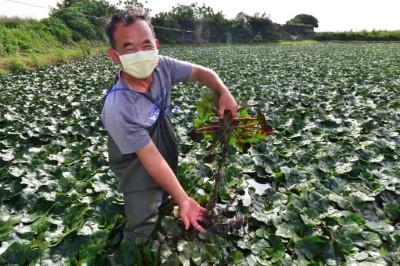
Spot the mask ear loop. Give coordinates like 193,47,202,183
112,50,126,72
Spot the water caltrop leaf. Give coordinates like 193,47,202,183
268,235,285,263
251,239,270,255
0,242,41,264
335,162,353,174
362,232,382,247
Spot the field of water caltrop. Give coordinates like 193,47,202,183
0,43,399,265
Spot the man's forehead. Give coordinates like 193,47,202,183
115,20,152,32
114,21,153,42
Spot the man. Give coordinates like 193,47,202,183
102,8,238,241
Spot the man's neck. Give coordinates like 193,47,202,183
121,71,152,93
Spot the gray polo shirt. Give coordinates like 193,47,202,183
102,55,192,192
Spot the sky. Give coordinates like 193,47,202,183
1,0,399,32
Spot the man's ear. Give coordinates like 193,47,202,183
155,39,159,49
108,48,120,65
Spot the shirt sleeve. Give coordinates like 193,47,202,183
159,56,192,83
101,91,150,155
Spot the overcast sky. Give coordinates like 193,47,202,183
1,0,399,32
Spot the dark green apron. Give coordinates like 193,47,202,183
107,115,178,193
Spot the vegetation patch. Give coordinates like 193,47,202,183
0,43,399,265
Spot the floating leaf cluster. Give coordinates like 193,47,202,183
0,43,399,265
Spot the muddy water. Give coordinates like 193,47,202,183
241,179,271,206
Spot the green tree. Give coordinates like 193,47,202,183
153,3,229,44
170,4,197,32
51,6,97,41
51,0,118,41
56,0,80,8
152,12,181,44
193,5,229,43
287,14,319,28
231,12,253,43
246,12,279,41
115,0,145,9
41,16,72,43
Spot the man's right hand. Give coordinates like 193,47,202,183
178,197,207,233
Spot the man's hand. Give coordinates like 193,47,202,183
178,197,207,233
189,64,238,117
218,91,238,117
137,141,206,234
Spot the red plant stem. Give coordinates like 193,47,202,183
233,124,258,129
197,125,222,130
233,117,257,121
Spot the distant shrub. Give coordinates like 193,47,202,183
315,30,400,41
79,39,91,57
0,20,59,54
0,16,36,28
53,50,66,63
42,17,73,44
9,57,27,72
0,24,19,54
29,51,42,67
52,8,97,41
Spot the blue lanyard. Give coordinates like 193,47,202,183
138,88,179,117
103,88,130,104
103,87,179,117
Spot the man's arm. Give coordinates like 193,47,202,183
188,64,238,116
136,139,206,233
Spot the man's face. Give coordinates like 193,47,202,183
111,20,158,59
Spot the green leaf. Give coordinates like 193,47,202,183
295,236,331,261
362,232,382,247
0,220,17,240
0,242,40,264
255,228,267,238
251,239,270,255
384,204,400,222
267,235,285,263
275,222,294,239
335,162,353,174
232,250,243,264
346,214,365,224
161,216,181,239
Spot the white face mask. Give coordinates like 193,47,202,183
117,49,158,79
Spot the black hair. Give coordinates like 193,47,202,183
105,8,154,49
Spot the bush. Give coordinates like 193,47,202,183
315,30,400,42
53,50,66,63
0,24,19,54
29,51,42,67
79,39,91,57
0,16,36,28
52,7,98,41
42,17,73,44
0,20,59,54
9,57,27,72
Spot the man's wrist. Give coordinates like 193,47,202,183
173,192,189,206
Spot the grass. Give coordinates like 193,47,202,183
0,43,109,75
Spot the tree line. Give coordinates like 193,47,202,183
0,0,319,56
50,0,319,44
1,0,399,56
